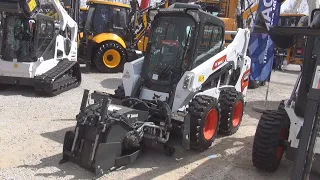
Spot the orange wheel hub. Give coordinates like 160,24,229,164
277,129,287,160
203,109,219,140
102,49,121,68
232,101,243,127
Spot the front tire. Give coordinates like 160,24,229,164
187,95,220,151
218,88,244,135
252,109,290,172
94,41,127,73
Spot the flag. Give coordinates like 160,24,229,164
249,0,281,82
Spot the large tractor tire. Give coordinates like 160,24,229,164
218,88,244,135
187,95,220,151
94,41,127,73
252,109,290,172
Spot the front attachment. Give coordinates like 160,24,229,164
60,92,148,176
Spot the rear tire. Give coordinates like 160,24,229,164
94,41,127,73
248,80,260,89
252,109,290,172
187,95,220,151
218,88,244,135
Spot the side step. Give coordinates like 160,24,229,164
34,59,81,96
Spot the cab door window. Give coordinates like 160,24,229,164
93,5,128,34
37,20,55,60
193,23,223,68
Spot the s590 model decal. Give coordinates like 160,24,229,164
212,55,226,70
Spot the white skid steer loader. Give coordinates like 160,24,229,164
59,3,251,177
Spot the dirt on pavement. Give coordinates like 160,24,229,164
0,67,300,180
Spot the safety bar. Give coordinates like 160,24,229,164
225,31,238,35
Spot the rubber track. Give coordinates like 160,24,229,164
252,109,289,172
218,88,244,135
34,59,81,96
187,95,220,151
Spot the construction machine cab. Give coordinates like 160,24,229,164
84,1,131,39
0,0,57,62
79,7,88,32
78,0,136,73
140,6,224,93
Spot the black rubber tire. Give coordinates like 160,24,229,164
187,95,220,151
252,109,290,172
114,84,125,99
61,131,75,161
164,145,175,157
218,88,244,135
260,81,266,86
93,41,127,73
248,80,260,89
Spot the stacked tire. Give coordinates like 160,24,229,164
252,101,290,171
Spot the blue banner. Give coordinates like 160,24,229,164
249,0,281,82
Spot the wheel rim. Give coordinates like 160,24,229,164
232,101,243,127
203,109,219,140
277,128,287,160
102,49,121,68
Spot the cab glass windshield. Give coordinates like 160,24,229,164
89,4,129,34
144,15,196,84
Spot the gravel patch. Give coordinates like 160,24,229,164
0,65,302,180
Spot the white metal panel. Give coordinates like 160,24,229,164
0,59,34,78
122,57,144,96
172,72,196,113
139,88,169,101
285,103,320,154
34,58,59,76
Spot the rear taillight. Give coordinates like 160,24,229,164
296,48,303,55
147,28,151,36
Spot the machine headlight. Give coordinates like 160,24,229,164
183,73,194,90
40,21,46,34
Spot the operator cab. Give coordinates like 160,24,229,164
140,6,224,94
79,7,88,32
84,0,131,40
0,0,56,62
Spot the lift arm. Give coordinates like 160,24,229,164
49,0,78,43
50,0,78,31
